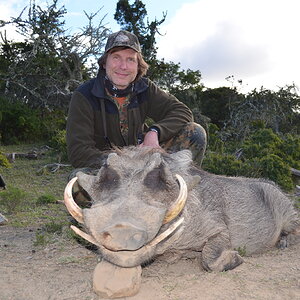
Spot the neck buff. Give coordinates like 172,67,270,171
104,75,134,97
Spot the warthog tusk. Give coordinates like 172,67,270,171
163,174,187,224
64,177,84,224
149,217,184,246
70,225,99,246
70,217,184,252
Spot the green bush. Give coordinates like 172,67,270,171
0,152,11,168
36,194,57,205
259,154,294,191
49,129,68,161
0,97,67,145
242,128,282,159
0,97,43,144
203,151,294,192
279,134,300,169
0,186,27,213
40,109,67,141
207,123,224,153
203,152,243,176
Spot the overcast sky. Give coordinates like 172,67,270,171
1,0,300,93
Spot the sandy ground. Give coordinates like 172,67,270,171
1,226,300,300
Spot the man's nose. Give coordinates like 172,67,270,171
119,59,127,69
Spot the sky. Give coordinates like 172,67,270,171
1,0,300,93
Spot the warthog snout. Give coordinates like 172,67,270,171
100,222,148,251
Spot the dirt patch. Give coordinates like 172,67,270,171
1,226,300,300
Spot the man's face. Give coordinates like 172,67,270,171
104,48,138,90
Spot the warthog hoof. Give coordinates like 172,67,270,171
206,250,244,272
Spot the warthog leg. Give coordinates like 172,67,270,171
201,230,243,272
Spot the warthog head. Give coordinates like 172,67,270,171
64,147,189,267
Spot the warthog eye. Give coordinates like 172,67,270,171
98,167,120,190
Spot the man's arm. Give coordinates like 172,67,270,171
145,80,193,143
66,92,105,168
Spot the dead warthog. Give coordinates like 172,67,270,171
64,147,300,296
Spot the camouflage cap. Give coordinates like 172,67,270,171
105,30,141,53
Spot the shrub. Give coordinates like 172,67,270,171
0,97,43,144
0,186,27,213
207,123,224,153
0,152,11,168
36,194,57,205
40,109,67,141
259,154,294,191
279,134,300,169
202,151,294,192
203,152,243,176
49,129,68,161
242,128,282,159
0,97,67,145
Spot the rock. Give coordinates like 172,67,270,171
0,212,8,225
93,260,142,299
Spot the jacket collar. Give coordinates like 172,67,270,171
91,69,148,99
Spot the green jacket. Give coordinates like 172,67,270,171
66,70,193,168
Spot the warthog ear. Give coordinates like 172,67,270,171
143,162,174,192
144,152,162,172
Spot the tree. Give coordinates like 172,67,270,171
114,0,166,62
200,87,243,129
226,84,300,139
114,0,204,100
0,0,110,109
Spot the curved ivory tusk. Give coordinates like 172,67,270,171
64,177,84,224
71,217,184,255
149,217,184,246
163,174,187,224
70,225,99,246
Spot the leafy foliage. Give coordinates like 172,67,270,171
114,0,204,95
0,96,44,144
114,0,166,61
225,85,300,139
259,154,294,191
36,194,57,205
203,128,299,191
0,186,27,213
203,152,244,176
0,152,11,168
0,96,66,145
49,129,67,161
0,0,299,194
0,0,110,109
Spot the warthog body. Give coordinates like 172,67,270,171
65,147,300,272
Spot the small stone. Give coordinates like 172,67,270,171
0,212,8,225
93,260,142,299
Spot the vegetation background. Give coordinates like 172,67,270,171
0,0,299,232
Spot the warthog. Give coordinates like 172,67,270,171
64,147,300,273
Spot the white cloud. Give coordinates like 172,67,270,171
0,0,29,41
157,0,300,91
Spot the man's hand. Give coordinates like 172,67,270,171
139,131,161,148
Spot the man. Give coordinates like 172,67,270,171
66,30,206,174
